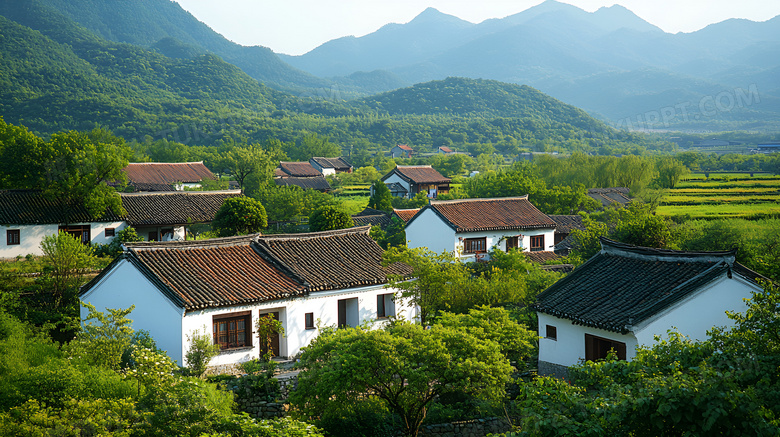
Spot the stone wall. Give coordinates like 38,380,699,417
417,417,513,437
538,360,570,380
227,372,299,419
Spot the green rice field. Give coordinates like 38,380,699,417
657,173,780,219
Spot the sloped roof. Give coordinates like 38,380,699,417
123,162,215,191
274,176,331,191
525,251,561,264
310,157,352,171
395,144,413,151
393,208,420,223
548,215,586,234
121,190,242,226
408,196,556,233
0,190,123,225
438,146,454,153
81,227,411,311
386,182,408,194
587,187,632,207
352,208,392,230
278,161,321,177
382,165,450,185
535,238,764,333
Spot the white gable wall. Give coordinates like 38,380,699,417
633,275,757,345
80,259,185,364
383,173,411,197
1,221,126,258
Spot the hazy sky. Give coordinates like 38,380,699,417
173,0,780,56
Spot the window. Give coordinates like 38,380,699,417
148,231,158,242
338,298,358,328
304,312,315,330
463,237,487,254
6,230,20,246
105,228,115,237
545,325,557,341
59,225,90,245
212,311,252,350
377,293,395,318
585,334,626,361
505,236,519,251
530,235,544,252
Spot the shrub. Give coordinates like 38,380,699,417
309,205,354,232
185,326,220,378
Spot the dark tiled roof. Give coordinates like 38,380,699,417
535,237,763,333
0,190,123,225
383,166,450,185
124,235,304,310
541,264,574,274
123,162,215,190
587,187,632,207
548,215,585,234
409,196,556,233
310,157,352,171
121,191,242,226
274,176,331,191
254,226,412,292
278,162,321,177
393,208,420,223
525,251,561,263
554,234,576,253
354,207,389,217
352,208,392,230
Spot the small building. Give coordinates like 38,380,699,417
380,165,450,199
534,238,764,378
390,144,413,159
757,142,780,154
437,146,454,154
80,226,415,367
309,157,353,176
0,189,241,257
587,187,632,208
404,196,557,261
351,207,392,230
123,162,216,191
548,215,586,246
274,162,331,192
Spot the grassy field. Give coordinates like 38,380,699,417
340,195,370,215
657,173,780,219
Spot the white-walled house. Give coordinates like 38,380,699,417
404,196,557,261
380,165,451,199
0,189,241,258
534,237,765,378
79,226,416,367
309,157,353,176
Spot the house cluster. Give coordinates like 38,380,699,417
80,226,415,366
380,165,451,199
274,157,353,192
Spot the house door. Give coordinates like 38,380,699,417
58,225,91,245
337,298,358,328
258,311,280,357
585,334,626,361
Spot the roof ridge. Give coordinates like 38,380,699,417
126,161,205,165
599,237,736,262
120,190,242,197
430,195,529,205
125,233,259,250
257,225,371,242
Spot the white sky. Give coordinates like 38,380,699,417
173,0,780,56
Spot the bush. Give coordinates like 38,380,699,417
185,326,219,378
309,205,354,232
213,196,268,236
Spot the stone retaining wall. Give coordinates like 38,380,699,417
538,360,570,380
418,417,513,437
228,372,299,419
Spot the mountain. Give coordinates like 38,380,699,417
284,1,780,131
32,0,334,94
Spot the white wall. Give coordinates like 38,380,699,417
634,276,757,345
537,313,640,368
0,221,127,258
182,284,416,366
405,208,556,260
80,259,185,364
134,225,186,241
383,173,411,197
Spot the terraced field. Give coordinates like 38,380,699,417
656,173,780,219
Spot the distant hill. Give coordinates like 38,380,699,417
283,0,780,131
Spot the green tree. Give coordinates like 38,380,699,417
288,132,340,161
654,156,690,189
40,231,97,308
309,205,354,232
368,180,393,212
212,197,268,237
290,322,512,437
68,303,135,371
222,144,275,190
184,326,220,379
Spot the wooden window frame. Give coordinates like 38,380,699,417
6,229,20,246
304,312,315,330
530,235,544,252
463,237,487,254
505,236,519,252
212,311,252,350
105,228,115,238
59,225,91,245
585,333,626,361
545,325,557,341
377,293,395,319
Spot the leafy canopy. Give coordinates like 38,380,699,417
212,196,268,237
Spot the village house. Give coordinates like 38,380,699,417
404,196,557,261
534,237,765,378
587,187,632,208
123,162,216,191
390,144,413,158
392,208,421,224
380,165,450,199
308,157,353,176
79,226,415,368
0,189,241,257
436,146,454,154
274,161,331,192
